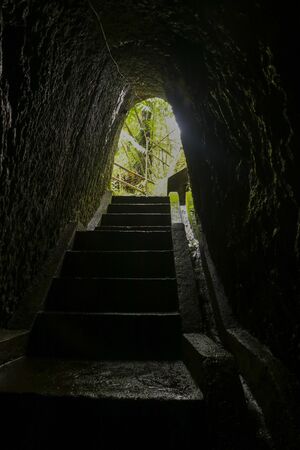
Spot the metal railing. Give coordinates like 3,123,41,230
111,163,155,195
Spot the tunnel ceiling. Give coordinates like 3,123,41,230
1,0,299,376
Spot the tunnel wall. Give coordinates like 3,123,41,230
0,0,130,325
166,2,300,375
0,0,299,379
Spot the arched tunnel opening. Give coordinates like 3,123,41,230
0,1,299,449
111,97,188,198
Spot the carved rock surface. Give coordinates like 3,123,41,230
1,1,299,377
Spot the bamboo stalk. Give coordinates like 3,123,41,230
148,153,170,167
114,162,155,184
112,176,146,194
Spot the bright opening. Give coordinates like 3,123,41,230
111,97,187,196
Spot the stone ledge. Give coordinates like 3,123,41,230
182,332,253,449
8,222,79,330
226,327,300,450
0,329,29,366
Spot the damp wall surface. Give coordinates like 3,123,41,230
0,0,299,377
166,2,300,375
0,0,130,324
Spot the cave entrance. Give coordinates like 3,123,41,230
111,97,188,200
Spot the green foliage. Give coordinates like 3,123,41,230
186,191,200,241
111,97,186,196
169,191,182,223
174,149,187,173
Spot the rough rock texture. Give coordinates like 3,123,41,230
1,0,299,380
167,3,300,376
0,0,130,323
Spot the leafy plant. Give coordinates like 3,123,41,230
111,97,186,196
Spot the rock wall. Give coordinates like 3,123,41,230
0,0,130,324
166,2,300,375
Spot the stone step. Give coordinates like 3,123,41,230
0,330,29,366
27,312,182,360
112,195,170,204
45,277,178,313
60,250,175,278
100,213,171,227
107,203,170,213
96,225,171,231
0,358,203,449
72,230,173,251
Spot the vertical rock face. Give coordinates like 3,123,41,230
167,3,300,375
0,0,130,324
0,0,299,375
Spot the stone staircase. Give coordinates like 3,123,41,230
0,195,206,449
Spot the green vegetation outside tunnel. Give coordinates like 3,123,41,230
111,97,187,197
